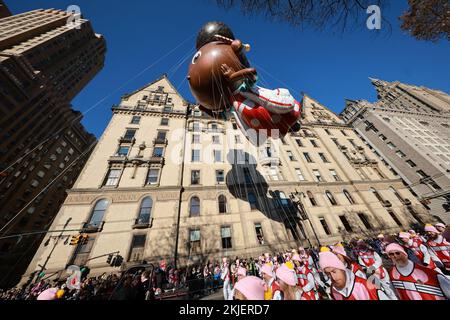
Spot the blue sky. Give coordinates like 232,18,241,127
7,0,450,138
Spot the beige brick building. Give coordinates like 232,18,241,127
20,76,434,284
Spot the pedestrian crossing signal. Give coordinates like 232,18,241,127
114,255,123,267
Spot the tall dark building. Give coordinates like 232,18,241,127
0,8,106,288
0,0,11,18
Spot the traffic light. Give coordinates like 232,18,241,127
70,235,81,246
114,255,124,267
106,254,114,265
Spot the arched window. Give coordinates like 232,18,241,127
190,197,200,217
370,188,384,203
218,195,227,214
88,199,108,228
137,197,153,224
343,190,356,205
389,187,404,202
307,191,317,207
325,191,338,206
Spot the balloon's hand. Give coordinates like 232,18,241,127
221,64,235,81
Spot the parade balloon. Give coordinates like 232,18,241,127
187,21,301,144
37,288,58,301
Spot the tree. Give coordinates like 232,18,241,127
215,0,387,33
399,0,449,42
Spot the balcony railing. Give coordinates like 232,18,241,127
402,198,412,206
382,200,392,208
119,137,136,144
82,221,105,233
148,156,165,165
153,138,168,145
132,216,153,229
109,155,127,163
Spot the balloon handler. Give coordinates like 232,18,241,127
188,22,301,146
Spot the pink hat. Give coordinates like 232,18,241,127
260,264,274,277
37,288,58,301
237,267,247,277
292,254,301,262
386,243,407,256
234,276,266,300
436,223,446,229
425,225,439,234
332,246,347,257
275,264,297,287
319,252,346,271
398,232,411,240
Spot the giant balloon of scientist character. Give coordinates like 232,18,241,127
187,21,302,145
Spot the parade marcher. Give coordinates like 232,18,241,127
275,264,302,300
292,254,319,300
435,223,447,234
425,224,450,272
233,276,266,301
228,267,247,300
332,244,367,279
319,251,381,300
221,258,232,300
260,264,281,300
398,232,438,271
386,243,450,300
356,240,389,282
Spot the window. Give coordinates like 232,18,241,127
416,170,428,179
370,188,384,203
190,197,200,217
232,123,238,130
248,192,258,210
211,123,218,132
278,192,290,207
320,218,332,235
213,150,222,162
163,106,172,113
339,216,353,232
191,150,200,162
243,168,252,184
319,153,330,163
153,147,164,158
307,191,317,206
192,134,200,144
31,180,39,187
117,146,129,157
303,152,313,163
396,150,406,158
389,187,404,202
310,140,319,148
160,118,169,126
358,213,373,230
255,223,265,245
428,179,442,191
221,227,232,249
341,130,348,137
105,169,121,186
37,171,45,178
219,195,227,213
146,169,160,185
344,190,356,204
216,170,225,184
325,191,338,206
156,131,167,141
235,135,241,144
295,168,306,181
189,229,201,251
313,170,323,182
330,169,341,181
388,210,403,227
191,170,200,185
88,199,108,228
287,151,296,161
325,129,332,136
193,122,200,132
296,139,303,147
131,116,141,125
129,235,146,262
387,142,396,149
124,129,136,140
373,168,385,179
379,134,387,141
137,197,153,224
212,135,220,144
268,167,280,181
